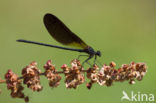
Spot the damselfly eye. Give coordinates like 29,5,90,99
96,51,101,57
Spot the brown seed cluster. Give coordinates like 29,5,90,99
44,60,61,87
1,59,147,103
61,59,85,89
86,64,99,89
5,69,28,102
86,61,147,89
22,61,43,91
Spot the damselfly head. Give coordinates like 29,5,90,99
96,50,101,57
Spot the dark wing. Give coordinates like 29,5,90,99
43,13,87,49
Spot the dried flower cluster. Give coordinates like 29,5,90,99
61,59,85,89
44,60,61,87
86,61,147,89
22,61,43,91
4,69,28,102
0,59,147,103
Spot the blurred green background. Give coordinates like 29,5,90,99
0,0,156,103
